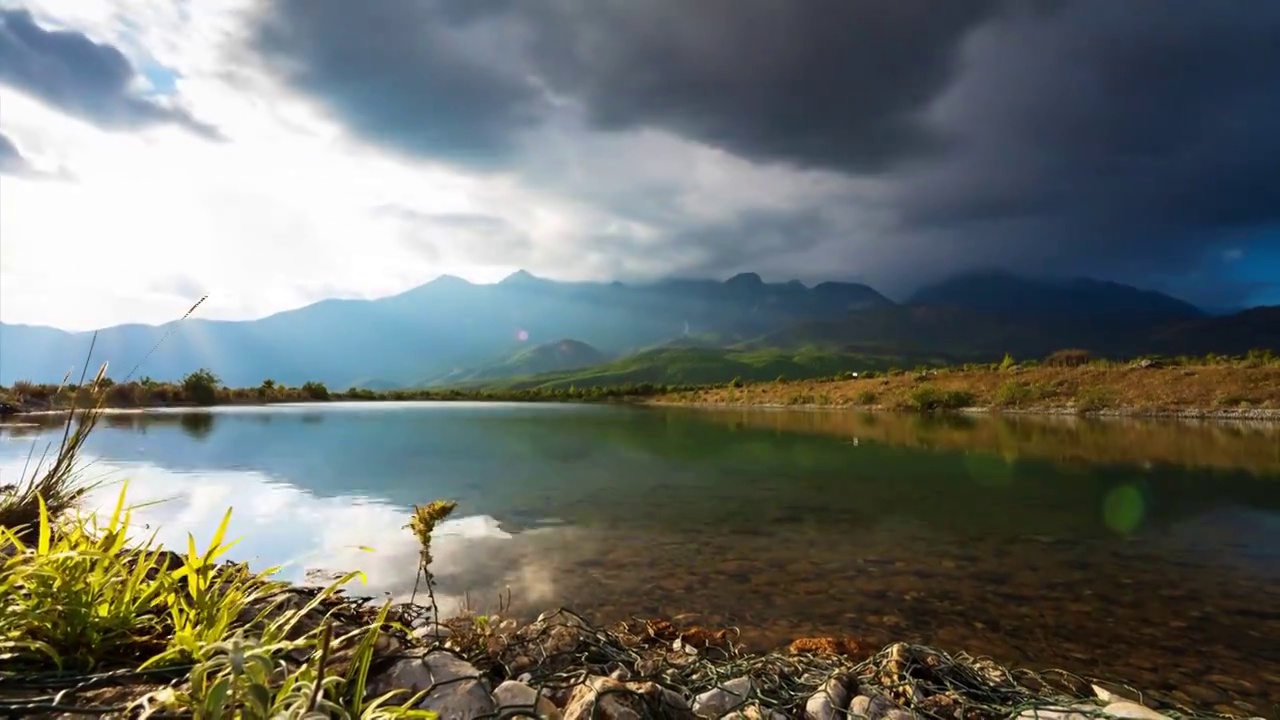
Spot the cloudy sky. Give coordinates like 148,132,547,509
1,0,1278,330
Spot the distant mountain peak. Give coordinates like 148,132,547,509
500,269,543,284
428,274,471,286
725,272,764,287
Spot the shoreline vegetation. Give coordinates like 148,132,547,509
1,374,1268,719
3,350,1279,421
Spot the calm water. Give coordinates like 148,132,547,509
2,404,1278,715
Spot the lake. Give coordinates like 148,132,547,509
2,403,1278,715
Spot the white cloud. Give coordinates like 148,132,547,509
0,0,888,330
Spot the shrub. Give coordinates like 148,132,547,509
856,389,878,405
994,380,1033,408
1075,386,1112,413
301,381,330,401
904,385,975,411
1046,348,1094,367
999,353,1017,372
181,368,221,406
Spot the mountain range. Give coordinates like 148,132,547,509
0,270,1275,388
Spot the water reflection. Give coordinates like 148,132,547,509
0,453,585,618
178,412,216,440
690,408,1280,475
1,404,1278,712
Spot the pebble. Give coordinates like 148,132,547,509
1100,701,1170,720
804,675,853,720
492,680,562,720
692,677,754,718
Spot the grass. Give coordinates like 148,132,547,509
651,351,1280,416
0,361,441,718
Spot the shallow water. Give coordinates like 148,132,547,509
2,404,1278,715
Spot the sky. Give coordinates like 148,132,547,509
1,0,1278,330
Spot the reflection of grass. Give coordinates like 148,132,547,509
686,409,1280,477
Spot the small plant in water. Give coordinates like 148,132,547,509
406,500,458,630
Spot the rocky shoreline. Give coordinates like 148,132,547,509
8,582,1262,720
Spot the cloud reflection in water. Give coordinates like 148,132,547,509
0,453,584,617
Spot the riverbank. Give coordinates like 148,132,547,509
648,360,1280,419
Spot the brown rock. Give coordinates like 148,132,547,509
788,636,866,660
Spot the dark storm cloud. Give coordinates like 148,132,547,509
252,0,544,168
895,0,1280,281
249,0,998,172
514,0,1000,172
249,0,1280,303
0,9,219,138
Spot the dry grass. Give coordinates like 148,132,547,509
652,361,1280,416
0,345,110,542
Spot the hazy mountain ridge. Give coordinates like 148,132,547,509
1,270,1274,388
0,271,891,386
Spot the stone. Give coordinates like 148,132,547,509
804,675,853,720
692,677,754,718
719,704,788,720
1100,701,1170,720
492,680,562,720
562,676,694,720
367,650,495,720
1015,706,1100,720
848,694,907,720
1181,684,1225,705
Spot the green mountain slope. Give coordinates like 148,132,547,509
424,338,608,386
487,346,944,390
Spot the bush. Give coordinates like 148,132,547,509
181,368,221,406
994,380,1033,408
300,381,330,401
904,385,974,412
1046,348,1094,367
999,353,1017,372
1075,386,1112,413
856,389,878,405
